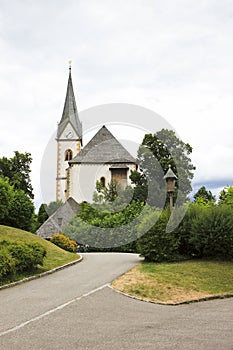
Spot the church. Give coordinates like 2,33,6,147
37,66,137,238
56,66,137,204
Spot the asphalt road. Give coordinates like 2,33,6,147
0,253,233,350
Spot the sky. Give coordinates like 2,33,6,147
0,0,233,209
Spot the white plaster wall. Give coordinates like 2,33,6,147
56,123,81,202
69,163,136,203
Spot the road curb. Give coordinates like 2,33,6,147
108,284,233,306
0,255,83,291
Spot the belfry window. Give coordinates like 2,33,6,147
65,149,73,161
100,176,106,188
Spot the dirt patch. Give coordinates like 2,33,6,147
111,266,213,304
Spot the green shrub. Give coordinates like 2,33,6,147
50,233,78,252
189,204,233,259
7,242,47,272
136,208,180,262
0,248,15,278
64,201,145,249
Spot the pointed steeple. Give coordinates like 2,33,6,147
57,65,82,141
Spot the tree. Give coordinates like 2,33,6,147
194,186,215,204
93,180,118,203
6,190,35,231
36,201,63,230
130,129,195,206
46,200,63,216
37,204,49,227
219,186,233,206
0,177,13,224
0,151,34,199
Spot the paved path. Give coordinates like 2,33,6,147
0,253,233,349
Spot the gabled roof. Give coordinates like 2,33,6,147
69,126,136,164
57,67,82,140
36,197,80,239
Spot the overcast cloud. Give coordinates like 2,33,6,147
0,0,233,208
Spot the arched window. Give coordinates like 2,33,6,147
100,176,106,188
65,149,73,161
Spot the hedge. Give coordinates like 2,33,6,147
0,240,47,279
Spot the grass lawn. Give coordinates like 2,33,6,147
0,225,80,286
111,260,233,304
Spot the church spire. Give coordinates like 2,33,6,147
57,63,82,141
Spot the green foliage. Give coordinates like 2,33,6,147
189,204,233,259
136,208,180,262
36,201,63,231
50,233,78,253
130,129,195,206
0,240,46,278
46,200,63,216
0,248,15,278
64,201,145,248
0,151,34,199
37,204,49,227
0,152,35,230
130,170,148,203
7,189,35,231
174,202,233,260
194,186,215,204
0,179,34,231
7,241,46,272
219,186,233,206
0,177,13,224
93,180,118,203
103,181,118,202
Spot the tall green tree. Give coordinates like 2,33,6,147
0,151,34,199
194,186,215,204
130,129,195,206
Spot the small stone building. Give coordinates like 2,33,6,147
36,197,80,239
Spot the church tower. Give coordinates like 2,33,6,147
56,65,82,202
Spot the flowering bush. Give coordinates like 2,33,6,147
50,233,77,253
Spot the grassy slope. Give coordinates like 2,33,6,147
0,225,79,278
111,260,233,304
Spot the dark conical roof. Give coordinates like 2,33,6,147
57,67,82,139
69,126,136,164
163,165,177,179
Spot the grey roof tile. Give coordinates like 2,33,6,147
36,197,80,239
69,126,136,164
